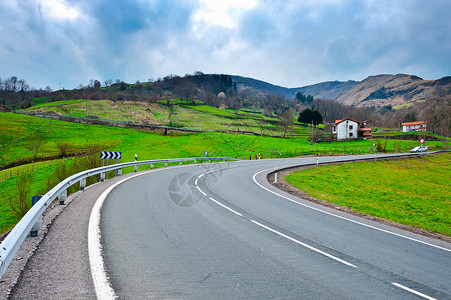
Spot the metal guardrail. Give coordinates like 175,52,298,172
0,156,239,278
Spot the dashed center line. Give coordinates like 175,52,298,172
195,172,355,268
392,283,437,300
251,220,357,268
196,186,206,196
209,197,242,216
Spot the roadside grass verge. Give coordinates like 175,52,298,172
285,153,451,236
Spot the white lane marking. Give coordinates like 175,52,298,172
392,283,437,300
251,220,357,268
197,186,206,196
195,173,207,195
252,169,451,253
89,170,156,300
210,197,242,216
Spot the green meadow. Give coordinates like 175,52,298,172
286,153,451,236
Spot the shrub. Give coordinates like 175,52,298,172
9,173,33,221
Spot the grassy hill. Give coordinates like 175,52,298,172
23,99,308,135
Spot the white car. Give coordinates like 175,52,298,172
410,146,428,153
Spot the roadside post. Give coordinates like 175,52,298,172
134,154,137,172
372,142,376,154
80,178,86,190
59,189,67,205
274,168,278,183
30,195,42,237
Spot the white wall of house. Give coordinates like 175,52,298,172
334,120,359,140
402,123,427,132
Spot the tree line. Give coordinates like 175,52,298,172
0,76,53,108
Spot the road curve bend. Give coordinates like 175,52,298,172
97,154,451,299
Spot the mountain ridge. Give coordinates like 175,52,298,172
231,74,451,108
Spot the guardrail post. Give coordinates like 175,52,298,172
151,163,153,169
80,178,86,190
100,172,105,182
208,159,211,163
194,159,197,164
59,189,67,205
165,162,168,167
180,161,182,165
223,159,225,162
117,169,122,176
134,154,138,172
30,195,42,237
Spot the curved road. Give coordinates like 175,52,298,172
99,154,451,299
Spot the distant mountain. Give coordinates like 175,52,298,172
231,74,451,109
336,74,451,108
288,80,358,100
230,75,294,98
231,75,357,99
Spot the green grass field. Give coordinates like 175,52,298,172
285,153,451,236
0,111,447,233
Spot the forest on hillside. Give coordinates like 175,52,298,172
1,73,449,136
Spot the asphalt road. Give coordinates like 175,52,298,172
100,154,451,299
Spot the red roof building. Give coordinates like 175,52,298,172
402,121,427,132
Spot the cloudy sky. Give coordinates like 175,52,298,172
1,0,450,90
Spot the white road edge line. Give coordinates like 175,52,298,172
88,171,154,300
252,169,451,253
210,197,243,216
392,283,437,300
251,220,357,268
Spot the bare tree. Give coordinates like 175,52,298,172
26,130,46,161
9,173,33,220
278,109,295,138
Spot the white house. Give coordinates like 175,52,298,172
402,121,427,132
332,118,360,140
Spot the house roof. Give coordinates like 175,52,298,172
359,128,372,131
401,121,427,126
334,118,361,126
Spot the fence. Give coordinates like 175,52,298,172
0,156,239,279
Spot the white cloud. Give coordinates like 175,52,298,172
193,0,258,30
40,0,80,21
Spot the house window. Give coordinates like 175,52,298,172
349,125,353,130
349,132,353,137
